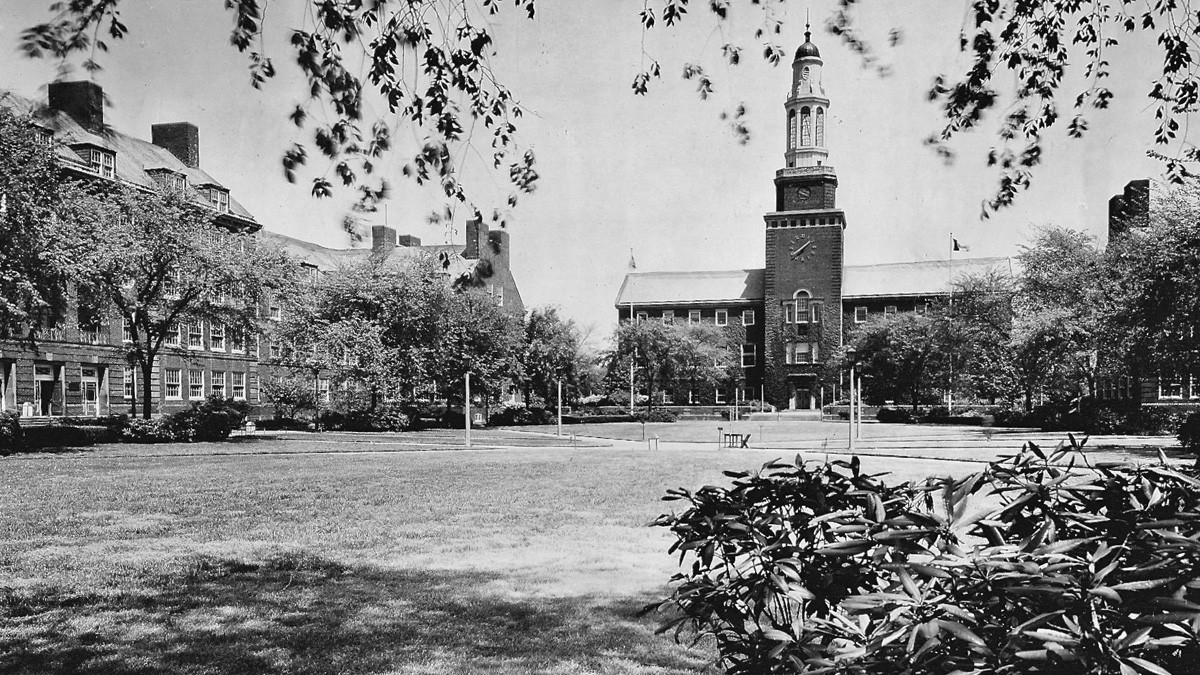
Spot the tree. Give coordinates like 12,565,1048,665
1012,226,1111,408
50,185,295,418
607,321,738,410
0,106,69,336
522,307,583,405
272,254,524,411
23,1,1200,217
1108,180,1200,381
849,312,950,411
950,270,1020,405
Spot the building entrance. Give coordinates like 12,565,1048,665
81,366,100,416
34,364,59,416
788,381,817,410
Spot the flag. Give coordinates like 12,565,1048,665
628,248,637,270
952,238,969,252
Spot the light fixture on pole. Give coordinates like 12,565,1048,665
845,346,858,453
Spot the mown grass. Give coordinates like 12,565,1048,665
0,445,978,674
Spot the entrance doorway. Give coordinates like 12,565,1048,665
788,382,816,410
81,366,100,416
34,364,59,416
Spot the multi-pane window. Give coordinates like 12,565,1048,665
121,316,133,343
783,302,795,324
230,327,245,353
208,188,230,213
211,371,227,398
269,343,281,359
210,323,225,351
854,306,868,323
1160,371,1185,400
715,310,728,326
188,321,203,350
914,303,928,315
123,367,136,400
786,341,818,365
268,298,282,320
88,148,115,178
810,302,823,324
494,285,504,307
164,368,182,399
232,372,246,400
165,323,181,347
741,344,757,368
689,310,701,325
188,369,204,399
318,378,331,403
636,311,648,324
662,310,675,325
715,389,727,404
742,309,756,326
794,292,811,323
884,305,898,317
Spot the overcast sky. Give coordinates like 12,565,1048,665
0,1,1168,345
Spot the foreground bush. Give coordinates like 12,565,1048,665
0,410,20,454
875,406,914,424
121,397,249,443
633,409,678,423
647,439,1200,674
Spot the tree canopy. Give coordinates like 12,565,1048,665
20,0,1200,219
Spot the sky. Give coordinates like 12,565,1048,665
0,1,1168,346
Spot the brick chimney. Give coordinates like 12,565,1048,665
371,225,398,254
48,81,104,133
464,218,487,260
151,122,201,169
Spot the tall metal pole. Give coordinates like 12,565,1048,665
465,372,472,448
629,301,635,415
948,233,954,415
855,374,862,440
556,379,562,436
848,361,856,453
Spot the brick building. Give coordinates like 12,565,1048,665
615,30,1011,410
0,82,263,418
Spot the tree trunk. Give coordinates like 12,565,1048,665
140,356,155,420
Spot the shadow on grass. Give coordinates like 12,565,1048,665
0,551,713,675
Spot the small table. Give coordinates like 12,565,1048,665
723,433,751,448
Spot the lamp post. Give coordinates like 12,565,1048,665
464,371,471,449
846,347,858,453
556,378,563,437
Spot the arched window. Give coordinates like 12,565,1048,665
792,288,811,321
800,107,812,146
788,109,797,149
802,66,810,81
816,108,825,146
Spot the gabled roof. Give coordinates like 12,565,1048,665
0,90,257,224
842,256,1014,299
615,269,765,307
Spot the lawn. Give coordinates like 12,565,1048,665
0,442,978,674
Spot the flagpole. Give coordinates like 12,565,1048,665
948,233,954,415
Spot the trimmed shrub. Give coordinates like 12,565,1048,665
60,414,129,442
169,396,250,441
488,402,553,426
648,440,1200,674
22,424,107,449
875,406,914,424
255,417,313,432
0,411,22,454
1178,412,1200,452
633,409,678,423
122,418,178,443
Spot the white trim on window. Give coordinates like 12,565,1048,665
742,309,756,326
715,309,728,326
232,372,246,400
210,370,227,398
164,368,182,400
854,306,868,323
741,343,757,368
188,369,205,400
688,310,701,325
662,310,674,325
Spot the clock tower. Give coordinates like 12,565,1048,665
763,25,846,409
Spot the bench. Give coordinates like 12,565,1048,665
723,432,751,448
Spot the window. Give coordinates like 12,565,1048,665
715,309,728,326
742,309,756,326
741,344,757,368
661,390,674,405
318,378,331,403
1160,372,1184,400
788,109,797,149
914,303,928,315
230,327,245,353
269,343,281,359
662,311,674,325
209,188,230,213
635,311,648,324
188,321,203,350
884,305,898,317
689,310,701,325
164,368,182,400
783,302,795,324
121,316,133,343
715,389,726,404
787,341,818,365
854,306,868,323
211,371,226,398
210,323,225,351
800,106,812,145
165,323,181,347
494,285,504,307
268,298,282,320
810,302,823,324
33,125,52,146
815,107,825,146
188,369,204,399
123,367,136,400
232,372,246,400
87,148,115,178
793,290,811,324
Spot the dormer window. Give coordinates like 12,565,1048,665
31,124,52,147
84,147,115,178
207,187,230,213
148,169,186,193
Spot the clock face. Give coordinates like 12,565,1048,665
794,186,811,202
788,234,817,262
